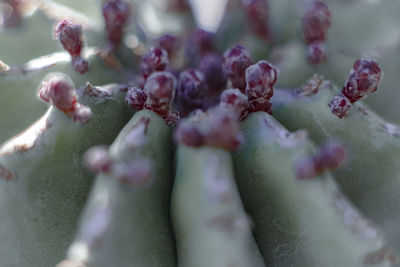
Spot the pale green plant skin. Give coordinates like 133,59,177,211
0,53,123,144
172,145,265,267
272,83,400,258
0,84,132,267
63,110,176,267
2,0,400,266
234,111,394,267
0,12,124,144
0,12,59,64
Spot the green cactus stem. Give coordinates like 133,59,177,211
0,50,125,143
58,109,176,267
0,7,139,144
233,111,397,266
171,104,264,267
0,11,59,64
0,74,133,267
271,78,400,255
171,144,265,267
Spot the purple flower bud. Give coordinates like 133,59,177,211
302,1,331,65
156,110,180,126
342,59,382,103
223,46,253,92
199,53,226,92
140,47,169,79
329,94,352,118
125,87,147,111
242,0,272,40
177,69,207,116
144,71,177,112
156,34,180,56
55,19,84,57
220,89,248,120
245,60,278,113
302,1,331,45
245,60,278,100
189,28,215,54
55,20,89,74
38,73,77,113
102,0,131,49
185,28,215,66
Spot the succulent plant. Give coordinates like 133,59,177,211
2,0,400,266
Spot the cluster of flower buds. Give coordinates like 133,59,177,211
173,43,277,118
329,59,382,118
126,71,179,125
175,107,243,151
180,34,227,112
140,36,227,117
138,33,280,122
55,19,89,74
38,73,92,124
302,1,331,64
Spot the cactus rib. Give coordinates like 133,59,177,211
233,111,396,266
59,109,176,267
0,77,133,266
272,80,400,255
171,144,265,267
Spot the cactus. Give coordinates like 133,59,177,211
234,111,395,266
2,0,400,266
59,110,176,267
172,107,265,266
271,77,400,256
0,74,132,266
172,145,265,267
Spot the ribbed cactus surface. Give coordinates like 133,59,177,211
1,0,400,267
